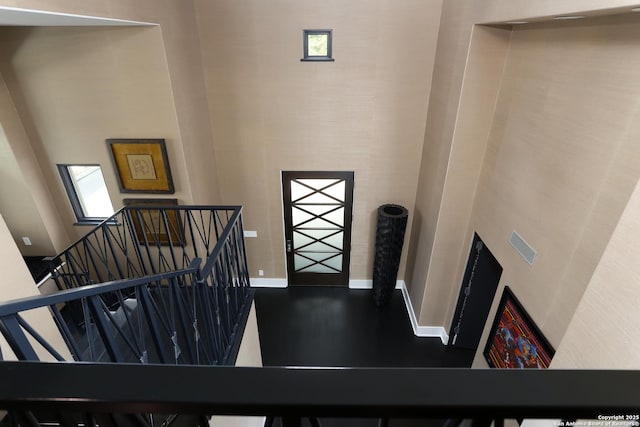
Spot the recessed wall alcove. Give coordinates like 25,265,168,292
422,11,640,368
0,24,189,252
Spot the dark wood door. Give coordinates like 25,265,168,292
282,171,354,286
449,233,503,350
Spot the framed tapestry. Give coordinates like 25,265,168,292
123,198,183,246
107,138,174,193
483,286,555,369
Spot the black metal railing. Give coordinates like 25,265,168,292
0,268,252,365
45,206,241,291
0,205,254,426
0,363,639,426
0,205,252,365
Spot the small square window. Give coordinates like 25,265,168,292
301,29,334,62
58,164,115,225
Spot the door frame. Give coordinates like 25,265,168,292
281,171,354,286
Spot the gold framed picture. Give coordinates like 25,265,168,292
107,138,174,193
123,198,183,246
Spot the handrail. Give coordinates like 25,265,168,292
200,207,243,278
0,265,199,317
51,206,127,258
0,363,638,418
45,205,242,291
52,205,243,259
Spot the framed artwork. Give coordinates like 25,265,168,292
123,198,183,246
107,139,174,193
483,286,555,369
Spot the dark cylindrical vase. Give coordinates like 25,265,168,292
373,204,409,307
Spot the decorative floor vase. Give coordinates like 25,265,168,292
372,204,408,307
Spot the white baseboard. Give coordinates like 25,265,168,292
348,279,402,289
250,278,402,289
249,277,449,344
249,278,287,288
398,281,449,345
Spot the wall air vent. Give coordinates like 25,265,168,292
510,230,536,266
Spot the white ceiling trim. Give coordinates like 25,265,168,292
0,6,154,26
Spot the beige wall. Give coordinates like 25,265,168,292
0,214,71,361
551,172,640,369
195,0,443,279
519,153,640,427
0,0,221,255
0,0,223,207
0,0,441,282
0,71,67,253
0,118,55,255
408,0,640,335
212,301,264,427
1,2,639,357
0,25,192,242
469,13,640,367
405,24,511,319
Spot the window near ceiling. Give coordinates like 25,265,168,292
301,29,334,62
58,164,115,225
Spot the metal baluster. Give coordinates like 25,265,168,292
212,263,229,357
103,222,126,280
135,208,158,275
123,208,151,277
161,209,180,272
212,210,221,249
0,315,39,361
136,286,148,364
82,237,107,283
148,209,167,272
144,281,175,336
137,284,171,364
97,296,141,361
219,253,233,342
170,277,196,363
191,276,209,364
197,277,220,363
167,276,181,363
98,227,116,281
213,263,231,355
83,413,98,427
184,210,200,261
115,290,144,359
49,304,82,361
87,296,124,363
65,250,88,289
15,314,67,361
12,411,41,427
81,297,96,361
224,239,238,324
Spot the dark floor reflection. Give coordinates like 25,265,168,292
254,287,474,368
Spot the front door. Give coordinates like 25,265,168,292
282,171,354,286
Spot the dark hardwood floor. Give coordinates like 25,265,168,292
254,286,474,368
254,286,473,427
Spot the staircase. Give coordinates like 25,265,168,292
0,205,253,426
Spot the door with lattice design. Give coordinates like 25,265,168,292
282,171,354,286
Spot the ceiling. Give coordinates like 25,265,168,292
0,6,151,26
